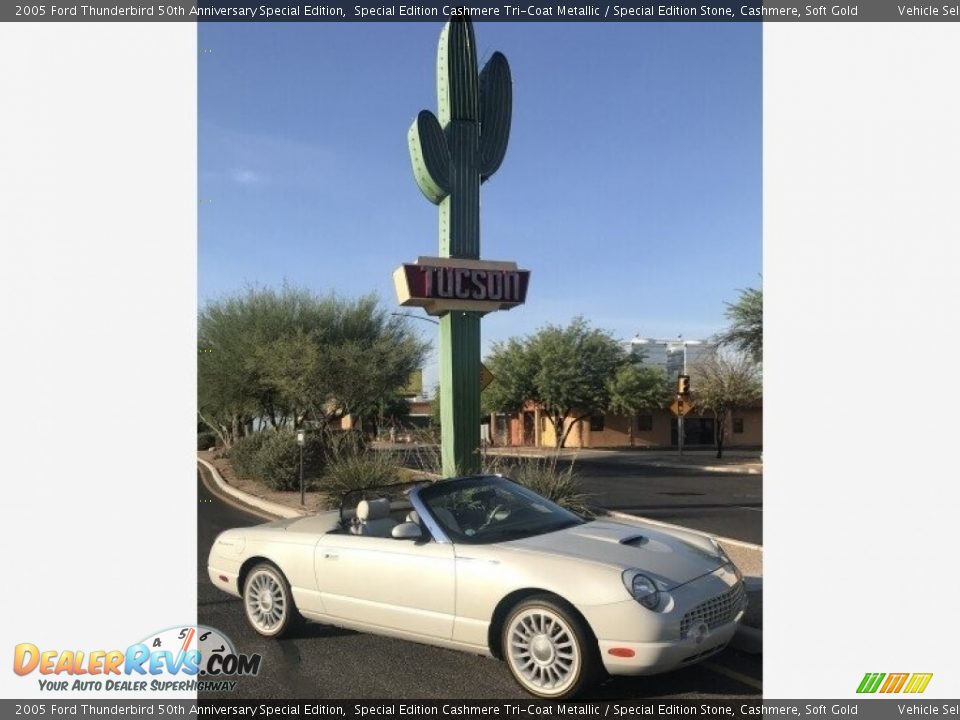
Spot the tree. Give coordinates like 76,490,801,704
690,350,762,459
717,286,763,363
485,318,627,448
607,364,673,447
198,286,429,446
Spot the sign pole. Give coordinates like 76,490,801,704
404,19,513,477
678,402,684,457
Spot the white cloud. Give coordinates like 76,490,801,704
229,168,265,186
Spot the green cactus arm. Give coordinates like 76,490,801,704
408,110,452,205
437,18,479,125
478,51,512,181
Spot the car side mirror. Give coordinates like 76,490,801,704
391,522,422,540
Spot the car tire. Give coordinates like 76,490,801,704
502,595,601,699
242,562,303,638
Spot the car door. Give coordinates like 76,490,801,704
314,533,456,639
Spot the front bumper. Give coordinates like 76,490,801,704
580,564,747,676
597,618,741,675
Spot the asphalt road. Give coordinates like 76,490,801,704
395,449,762,545
197,468,761,701
562,458,762,546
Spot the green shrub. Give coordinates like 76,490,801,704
324,429,367,458
322,451,402,508
197,430,218,451
252,430,326,491
499,456,595,518
228,432,270,479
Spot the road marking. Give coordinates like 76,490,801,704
702,661,763,691
198,465,276,522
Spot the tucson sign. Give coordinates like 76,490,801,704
394,257,530,315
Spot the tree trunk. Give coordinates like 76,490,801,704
560,414,590,449
628,417,635,447
554,415,567,448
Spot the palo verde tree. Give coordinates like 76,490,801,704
689,350,762,459
717,286,762,363
607,364,674,447
485,318,626,448
198,286,429,447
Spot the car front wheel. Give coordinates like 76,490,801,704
242,563,301,638
502,596,599,699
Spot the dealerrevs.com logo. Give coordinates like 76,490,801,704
857,672,933,694
13,625,261,692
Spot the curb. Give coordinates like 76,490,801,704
197,457,306,519
639,461,761,475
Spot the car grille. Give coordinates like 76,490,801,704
680,581,746,638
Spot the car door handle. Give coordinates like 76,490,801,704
322,551,338,560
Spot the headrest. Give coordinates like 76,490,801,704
406,510,420,524
357,498,391,521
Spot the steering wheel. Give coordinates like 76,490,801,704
479,504,507,532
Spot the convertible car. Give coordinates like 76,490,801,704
208,475,746,698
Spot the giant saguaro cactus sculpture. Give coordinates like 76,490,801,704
408,19,512,476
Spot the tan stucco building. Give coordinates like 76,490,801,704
495,403,762,450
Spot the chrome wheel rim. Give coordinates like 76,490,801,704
244,569,286,634
506,608,580,695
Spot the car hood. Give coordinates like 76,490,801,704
500,519,727,590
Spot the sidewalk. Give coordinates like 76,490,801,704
199,453,762,652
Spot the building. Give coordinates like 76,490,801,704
629,336,716,380
491,336,762,450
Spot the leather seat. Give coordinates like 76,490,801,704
432,506,462,534
405,510,420,525
351,498,398,537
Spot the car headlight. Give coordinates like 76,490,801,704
622,570,660,610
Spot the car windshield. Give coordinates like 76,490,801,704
418,476,584,544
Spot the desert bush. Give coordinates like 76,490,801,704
252,430,326,491
497,455,595,518
197,430,218,451
324,429,367,458
228,429,325,490
322,451,403,508
228,432,270,479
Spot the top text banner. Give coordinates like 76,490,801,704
8,1,960,22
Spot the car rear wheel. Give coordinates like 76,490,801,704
242,563,302,638
502,596,599,699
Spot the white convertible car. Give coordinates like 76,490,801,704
208,475,746,698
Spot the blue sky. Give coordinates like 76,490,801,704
199,22,761,384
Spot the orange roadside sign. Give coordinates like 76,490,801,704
480,363,495,392
670,397,693,416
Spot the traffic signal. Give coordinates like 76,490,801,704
677,374,691,396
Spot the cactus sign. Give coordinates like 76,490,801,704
395,18,525,476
